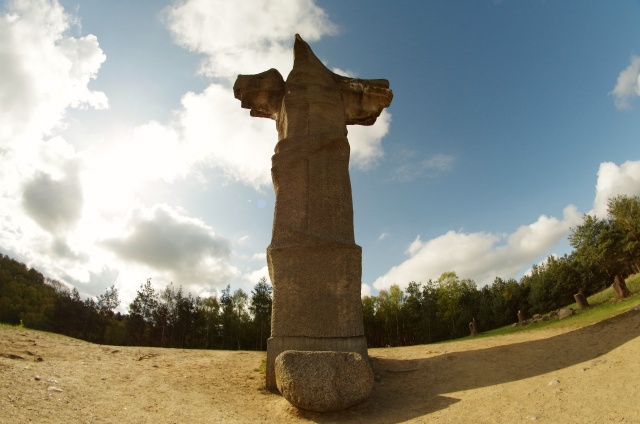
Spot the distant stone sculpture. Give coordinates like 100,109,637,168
233,34,393,394
469,318,479,336
557,307,575,320
574,289,590,309
612,275,631,299
275,350,374,412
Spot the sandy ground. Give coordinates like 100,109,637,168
1,305,640,424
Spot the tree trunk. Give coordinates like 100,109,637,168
574,289,590,309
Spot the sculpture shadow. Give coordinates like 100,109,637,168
294,308,640,423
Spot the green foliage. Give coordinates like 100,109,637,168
481,290,640,339
0,254,272,351
0,255,54,328
250,277,272,350
608,195,640,274
569,195,640,284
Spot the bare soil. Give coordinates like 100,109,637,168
1,306,639,423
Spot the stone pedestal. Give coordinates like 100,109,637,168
265,244,366,389
267,336,368,390
275,350,374,412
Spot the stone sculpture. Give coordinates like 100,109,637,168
233,34,392,395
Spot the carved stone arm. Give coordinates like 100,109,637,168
338,76,393,126
233,68,285,120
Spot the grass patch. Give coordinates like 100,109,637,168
473,274,640,339
255,359,267,374
565,273,640,308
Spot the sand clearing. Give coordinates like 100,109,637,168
1,306,639,423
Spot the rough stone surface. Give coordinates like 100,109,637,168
234,34,392,390
558,308,575,319
275,350,374,412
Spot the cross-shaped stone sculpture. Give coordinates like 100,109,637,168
234,34,392,391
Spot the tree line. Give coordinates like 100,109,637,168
0,257,272,350
362,195,640,347
1,195,638,350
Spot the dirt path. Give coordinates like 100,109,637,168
1,306,639,423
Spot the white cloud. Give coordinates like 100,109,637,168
0,0,107,144
373,160,640,291
0,0,393,307
0,0,110,292
103,204,238,287
610,55,640,110
242,265,270,287
592,160,640,217
390,152,456,182
178,84,277,188
348,110,391,170
373,205,582,291
164,0,337,80
378,232,390,241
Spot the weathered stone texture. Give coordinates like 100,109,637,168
233,34,392,393
266,335,368,392
558,308,575,319
275,350,374,412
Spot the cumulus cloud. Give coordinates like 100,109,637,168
0,0,107,278
610,55,640,110
348,110,392,170
592,160,640,217
373,205,582,291
1,0,375,306
374,160,640,291
21,163,83,234
242,265,270,286
177,84,277,188
0,0,107,143
164,0,337,79
103,204,238,286
101,76,392,192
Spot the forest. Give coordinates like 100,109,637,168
1,195,638,350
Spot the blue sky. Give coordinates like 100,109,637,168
1,0,639,307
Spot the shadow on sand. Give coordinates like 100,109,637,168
293,307,640,423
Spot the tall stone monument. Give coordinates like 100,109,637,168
234,34,392,390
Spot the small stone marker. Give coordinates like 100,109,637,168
469,318,479,336
557,308,575,319
612,274,631,299
574,289,590,309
